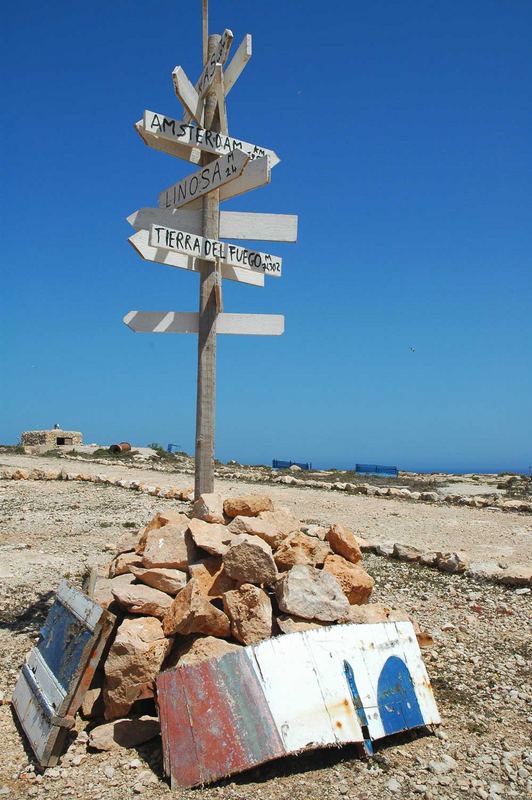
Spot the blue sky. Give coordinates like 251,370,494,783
2,1,531,472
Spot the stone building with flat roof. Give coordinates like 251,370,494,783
21,429,83,449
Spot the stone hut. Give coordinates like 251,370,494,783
21,428,83,449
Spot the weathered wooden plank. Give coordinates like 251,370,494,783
12,581,114,766
178,29,233,124
138,110,280,167
223,34,252,95
149,224,282,277
158,149,249,210
171,66,202,124
128,229,265,287
218,155,270,202
128,207,297,242
213,64,228,134
123,311,284,336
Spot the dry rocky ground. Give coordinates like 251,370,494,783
0,459,531,800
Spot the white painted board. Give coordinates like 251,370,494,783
128,229,264,287
219,155,270,203
149,224,282,277
179,29,233,124
138,110,280,167
223,34,252,95
123,311,285,336
128,207,298,243
171,66,202,124
158,149,249,210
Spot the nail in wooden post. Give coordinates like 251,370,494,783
194,33,221,500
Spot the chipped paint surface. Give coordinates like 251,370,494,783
158,621,440,788
12,581,114,766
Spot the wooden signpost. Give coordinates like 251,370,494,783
124,2,298,498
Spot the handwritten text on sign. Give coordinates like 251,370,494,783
158,149,248,210
143,111,280,166
150,224,282,277
196,29,233,98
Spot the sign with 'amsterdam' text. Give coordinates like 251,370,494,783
149,224,282,276
140,110,280,166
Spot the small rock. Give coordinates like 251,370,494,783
275,564,350,622
325,523,362,564
223,535,278,586
88,716,160,751
188,557,236,599
223,584,273,644
228,515,286,548
142,524,195,570
111,583,173,619
274,532,331,571
170,635,242,667
393,543,422,562
276,614,327,633
129,566,187,596
323,554,374,604
162,578,230,638
188,518,235,556
223,494,274,518
193,492,225,524
387,777,401,792
435,551,469,574
108,551,143,577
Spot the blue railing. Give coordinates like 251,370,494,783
272,459,312,471
355,463,398,477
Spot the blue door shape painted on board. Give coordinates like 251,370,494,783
377,656,424,735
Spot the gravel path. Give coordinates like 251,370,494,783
2,454,531,569
0,478,531,800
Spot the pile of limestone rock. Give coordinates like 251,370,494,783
85,492,424,750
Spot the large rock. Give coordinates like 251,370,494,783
275,565,350,622
129,566,187,595
223,535,278,586
257,508,301,537
162,578,230,638
93,573,135,609
435,551,469,574
188,557,236,599
111,583,174,618
108,551,143,577
223,495,273,519
103,617,171,719
273,533,330,571
223,584,273,645
496,564,532,587
325,524,362,564
137,511,191,552
142,525,195,570
88,716,160,751
192,492,225,524
392,543,422,563
170,635,242,668
276,615,328,634
323,554,374,605
228,515,285,549
188,518,235,556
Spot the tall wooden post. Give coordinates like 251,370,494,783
194,33,221,499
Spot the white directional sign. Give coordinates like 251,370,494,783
128,207,298,243
129,229,264,287
158,149,249,210
223,34,252,95
176,28,233,124
138,110,280,167
124,311,284,336
149,224,282,277
218,155,270,203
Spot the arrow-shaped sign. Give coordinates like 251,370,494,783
137,110,280,167
124,311,284,336
149,224,282,277
175,29,233,124
129,229,264,287
158,149,249,210
128,207,298,243
223,34,252,95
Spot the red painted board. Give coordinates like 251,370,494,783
157,650,284,788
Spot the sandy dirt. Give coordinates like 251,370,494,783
2,454,531,569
